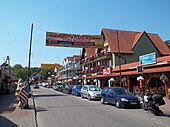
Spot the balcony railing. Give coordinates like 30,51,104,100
82,66,112,75
81,52,112,65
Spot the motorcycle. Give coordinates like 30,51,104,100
141,93,165,115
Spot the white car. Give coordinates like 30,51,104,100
81,85,102,101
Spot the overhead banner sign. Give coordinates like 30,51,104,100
139,52,156,65
46,32,103,48
41,64,60,69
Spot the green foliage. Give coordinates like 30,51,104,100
12,64,28,80
12,64,56,81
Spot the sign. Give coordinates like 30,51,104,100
41,64,60,69
46,32,103,48
139,52,156,65
137,66,143,72
103,67,112,75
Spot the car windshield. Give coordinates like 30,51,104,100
114,88,131,95
89,86,101,91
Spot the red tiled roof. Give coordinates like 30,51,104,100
132,32,144,49
148,34,170,55
102,28,170,55
85,48,97,58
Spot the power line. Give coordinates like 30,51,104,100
32,45,46,54
33,25,47,32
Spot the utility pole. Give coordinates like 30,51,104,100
28,23,33,85
117,30,122,87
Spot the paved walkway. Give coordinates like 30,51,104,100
0,93,36,127
160,97,170,115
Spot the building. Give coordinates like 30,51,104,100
0,57,14,94
58,55,81,85
81,28,170,98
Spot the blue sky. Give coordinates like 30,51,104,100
0,0,169,67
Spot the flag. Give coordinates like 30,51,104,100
19,83,29,103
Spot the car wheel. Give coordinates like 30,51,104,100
115,100,121,108
101,97,105,104
88,95,91,101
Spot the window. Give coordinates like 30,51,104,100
108,88,114,94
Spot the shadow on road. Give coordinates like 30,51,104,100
0,115,18,127
36,106,48,112
33,94,67,98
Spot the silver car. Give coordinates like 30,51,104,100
81,85,102,101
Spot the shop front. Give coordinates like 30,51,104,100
113,56,170,99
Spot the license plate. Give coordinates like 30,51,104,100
130,102,137,105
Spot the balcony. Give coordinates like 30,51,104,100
81,52,112,65
82,65,111,75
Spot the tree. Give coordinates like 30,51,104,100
12,64,56,81
12,64,28,81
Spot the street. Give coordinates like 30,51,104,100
33,87,170,127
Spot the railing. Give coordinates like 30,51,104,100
81,52,112,64
82,66,112,75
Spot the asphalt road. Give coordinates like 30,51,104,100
33,87,170,127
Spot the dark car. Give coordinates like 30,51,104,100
101,87,140,108
33,84,39,89
71,85,82,96
58,84,65,92
63,85,74,94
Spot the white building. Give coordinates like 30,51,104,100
57,55,81,85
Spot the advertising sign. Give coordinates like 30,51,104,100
41,64,60,69
103,67,112,75
46,32,103,48
139,52,156,65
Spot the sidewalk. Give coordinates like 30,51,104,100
160,97,170,115
0,93,36,127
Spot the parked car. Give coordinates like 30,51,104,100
63,85,74,94
33,83,39,89
71,85,82,96
53,82,63,91
81,85,102,100
58,84,65,92
101,87,140,108
42,82,48,87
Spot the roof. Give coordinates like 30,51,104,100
102,28,170,55
85,48,97,58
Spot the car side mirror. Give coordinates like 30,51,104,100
110,92,115,95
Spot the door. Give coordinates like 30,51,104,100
107,88,116,104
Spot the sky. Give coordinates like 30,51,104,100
0,0,170,67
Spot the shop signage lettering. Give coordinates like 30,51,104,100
46,32,103,48
103,67,112,75
139,52,156,65
41,64,60,69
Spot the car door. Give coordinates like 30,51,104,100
102,88,108,102
107,88,116,104
81,86,85,97
84,86,89,98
